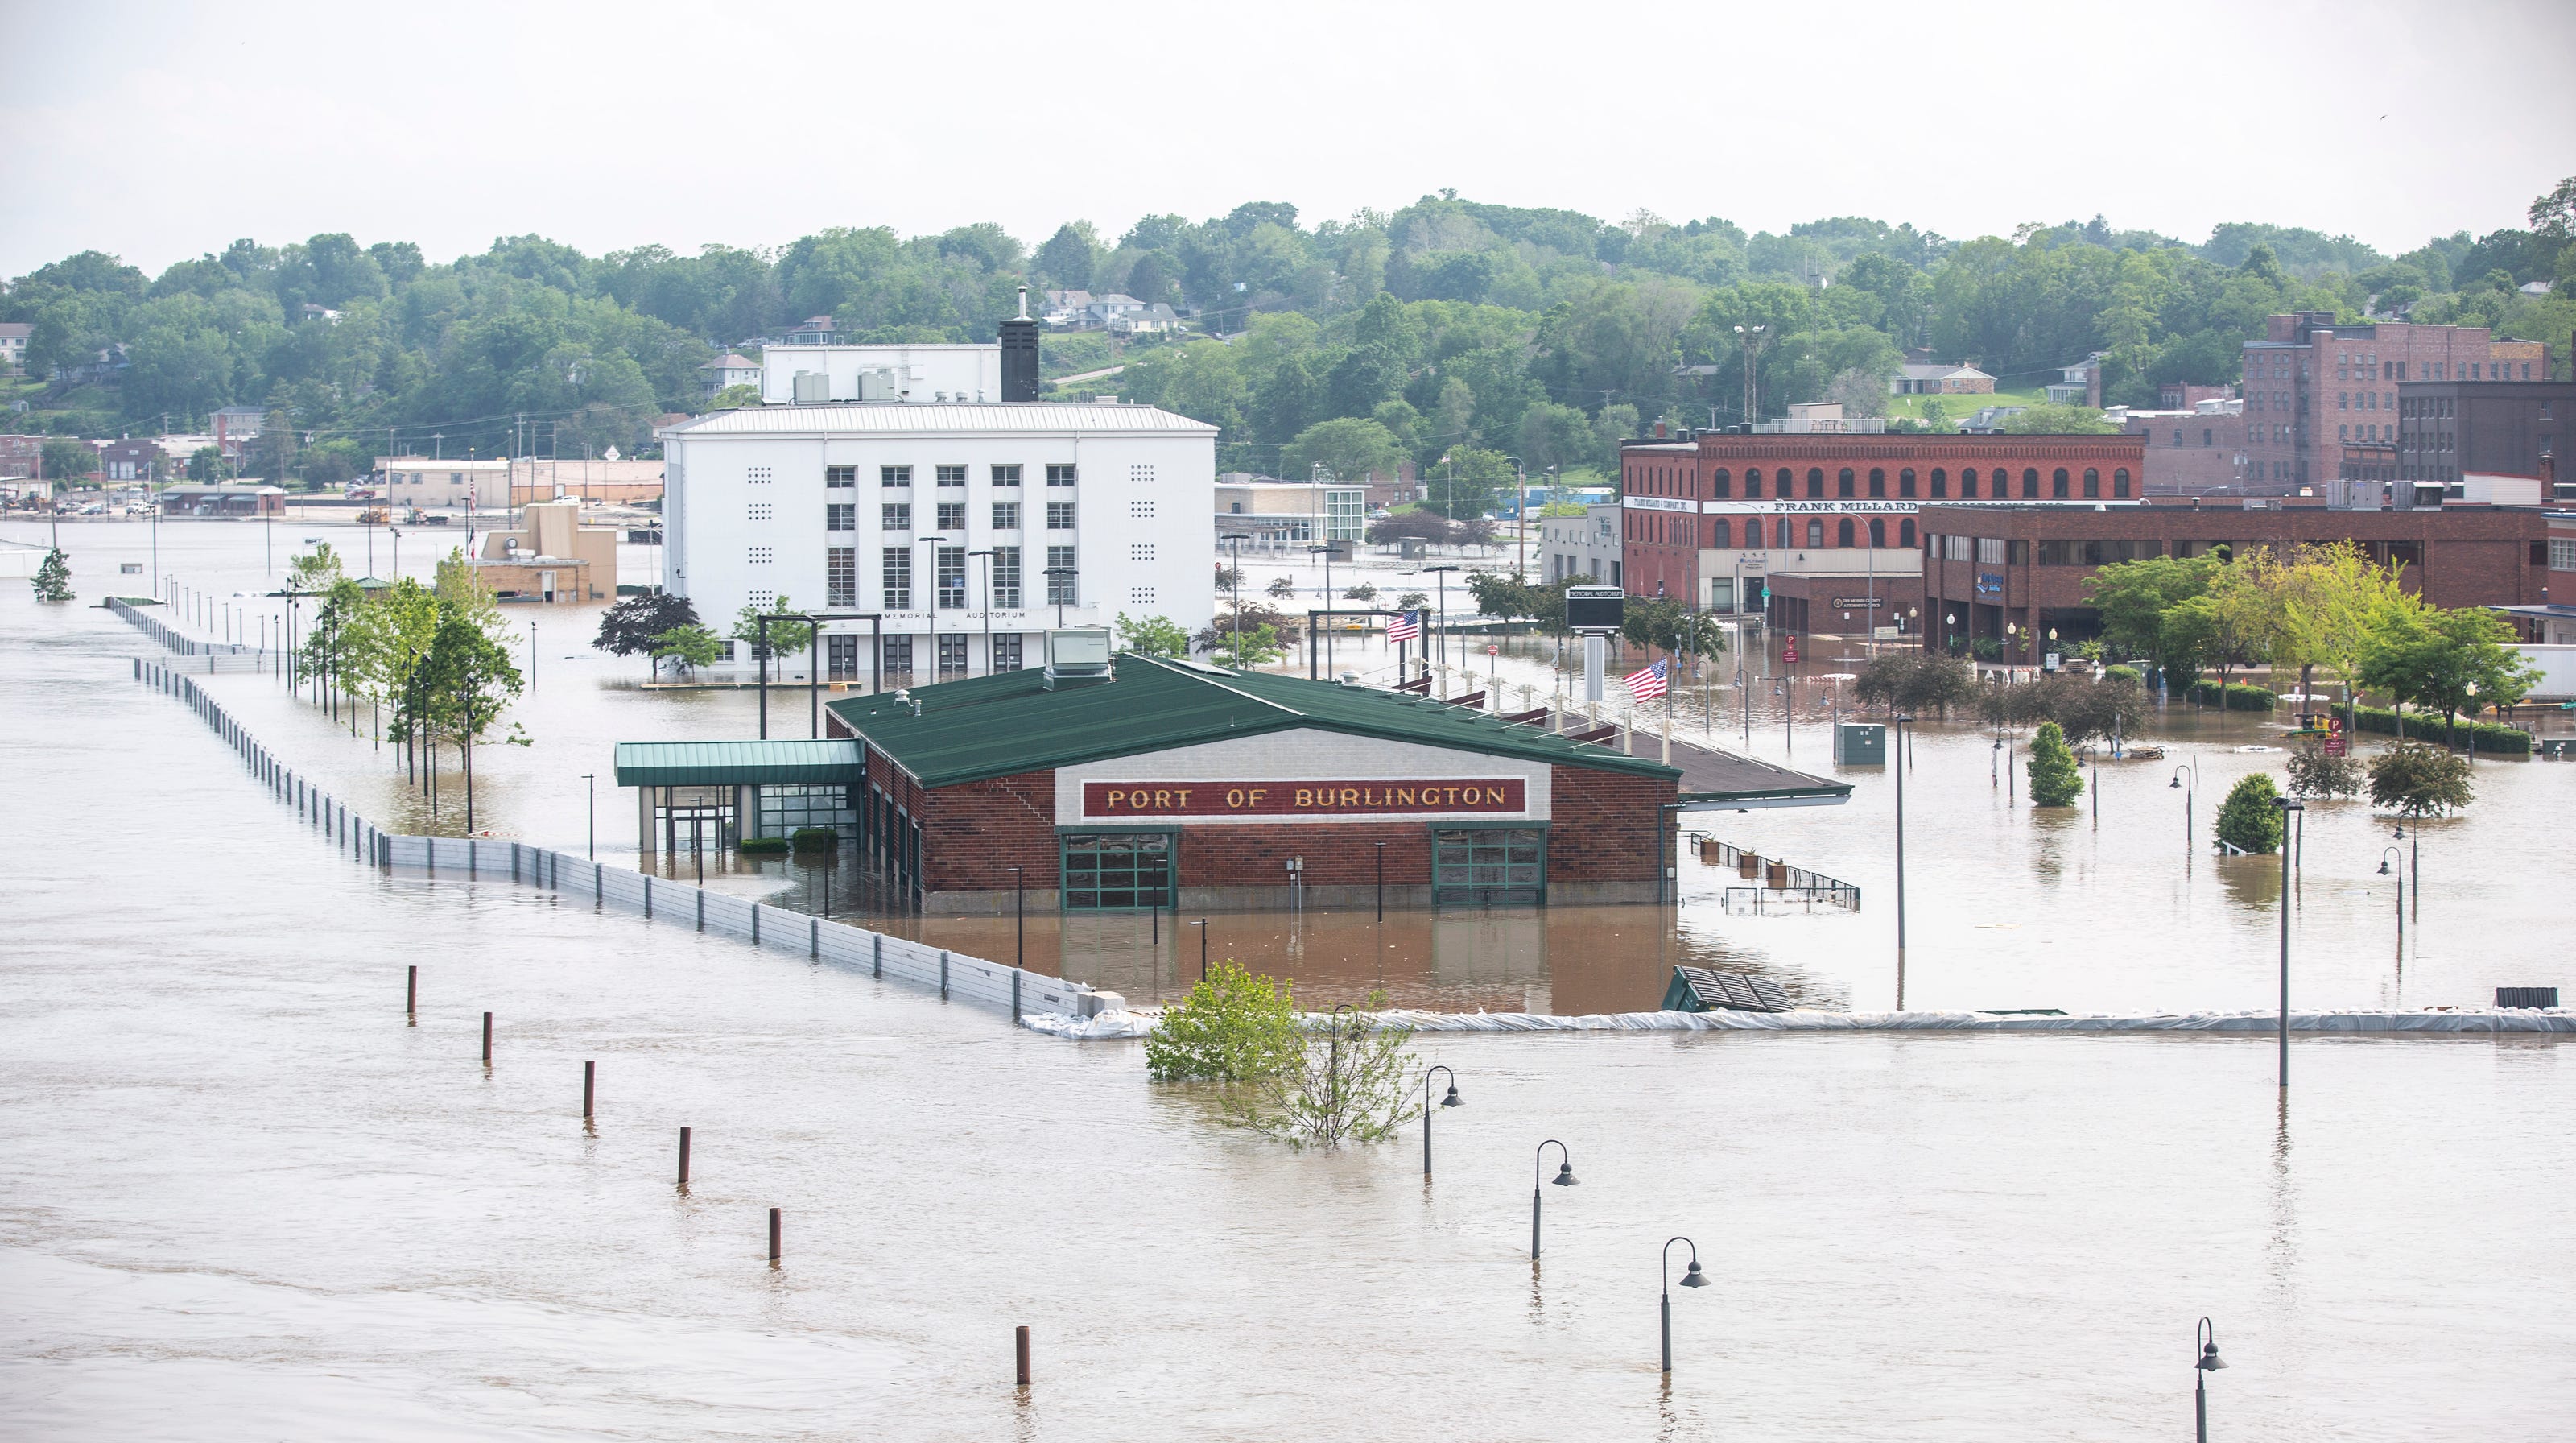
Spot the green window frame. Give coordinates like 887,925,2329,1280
1059,830,1174,911
1431,825,1546,904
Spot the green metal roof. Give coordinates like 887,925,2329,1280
613,739,865,788
824,654,1688,791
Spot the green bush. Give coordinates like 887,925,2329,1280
2215,772,2285,854
2368,740,2475,817
2103,664,2141,684
2347,705,2532,755
2025,721,2083,806
737,837,791,855
2188,680,2277,711
1146,961,1303,1081
789,827,839,853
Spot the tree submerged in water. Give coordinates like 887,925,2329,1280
2025,721,2083,806
31,547,73,602
1146,964,1422,1151
2215,772,2285,854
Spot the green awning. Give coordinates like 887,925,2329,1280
612,739,865,788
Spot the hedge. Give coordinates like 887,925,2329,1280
737,837,791,855
2347,705,2533,755
2187,680,2277,711
790,827,840,852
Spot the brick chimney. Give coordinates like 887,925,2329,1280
1652,420,1668,439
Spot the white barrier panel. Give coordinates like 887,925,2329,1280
1022,1004,2576,1041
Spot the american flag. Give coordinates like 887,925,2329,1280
1385,609,1421,643
1624,658,1670,702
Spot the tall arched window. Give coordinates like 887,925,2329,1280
1744,468,1765,499
1806,519,1824,547
2023,468,2041,498
1807,468,1826,498
1836,517,1856,547
1899,468,1917,498
2113,468,2131,498
2052,468,2070,498
1711,517,1731,547
1838,468,1856,498
1868,517,1887,547
1712,468,1732,498
1960,468,1977,498
1899,519,1917,548
1868,467,1886,498
1930,468,1946,498
2082,467,2099,498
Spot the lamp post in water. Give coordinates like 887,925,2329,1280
1659,1236,1712,1375
2380,846,2405,947
2194,1317,2228,1442
1893,711,1913,1011
1530,1139,1577,1259
2275,796,2303,1088
1419,1065,1461,1179
2169,761,2198,854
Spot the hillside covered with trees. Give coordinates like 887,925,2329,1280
7,180,2571,488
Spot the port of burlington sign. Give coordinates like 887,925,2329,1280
1084,779,1526,817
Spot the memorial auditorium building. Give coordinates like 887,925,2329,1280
819,643,1846,912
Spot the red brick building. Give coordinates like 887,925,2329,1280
2118,404,2250,494
823,649,1847,912
1618,429,2145,635
1918,499,2550,660
2240,312,2549,494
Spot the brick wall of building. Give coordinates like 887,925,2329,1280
2120,408,2249,494
2241,312,2551,494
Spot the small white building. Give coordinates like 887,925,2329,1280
759,344,1005,406
1214,478,1367,556
375,457,510,508
701,353,762,396
1539,503,1624,588
660,399,1220,682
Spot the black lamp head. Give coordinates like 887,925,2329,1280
1440,1083,1462,1108
2198,1339,2227,1372
1678,1257,1711,1288
2378,858,2391,875
2169,775,2182,789
1552,1161,1578,1187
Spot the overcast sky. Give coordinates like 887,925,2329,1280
3,0,2570,280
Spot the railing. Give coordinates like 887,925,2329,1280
130,658,1112,1025
109,597,259,658
1687,833,1860,910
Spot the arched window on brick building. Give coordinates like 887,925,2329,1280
1806,519,1823,547
2023,468,2041,498
1836,517,1856,547
1838,467,1856,497
1899,518,1917,548
2113,468,2131,498
1744,468,1765,499
1899,468,1916,498
1868,467,1886,498
1712,468,1731,498
1868,517,1887,547
2083,467,2099,498
2052,468,2070,498
1930,468,1946,497
1806,467,1825,498
1711,517,1731,547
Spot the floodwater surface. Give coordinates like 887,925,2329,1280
4,520,2575,1439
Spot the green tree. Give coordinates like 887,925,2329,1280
2359,603,2539,742
1228,994,1420,1152
1426,447,1514,520
1282,416,1405,484
594,592,701,676
2085,552,2219,684
1216,621,1289,669
709,383,761,408
2285,743,2363,800
1998,403,2119,434
289,540,345,593
649,623,724,676
422,608,525,831
2213,771,2285,854
1145,961,1302,1081
31,547,73,602
1265,574,1298,600
2025,721,2083,805
1116,611,1191,658
2367,740,2475,817
1855,652,1979,717
731,594,814,662
41,436,96,486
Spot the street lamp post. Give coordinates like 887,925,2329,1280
2194,1318,2228,1443
971,548,996,677
1530,1139,1577,1260
1009,866,1025,970
2379,846,2405,948
1307,544,1337,675
2275,796,2303,1088
582,772,596,858
1419,1065,1461,1179
1187,916,1208,982
1424,563,1459,672
1893,711,1913,1011
916,534,949,681
2393,823,2418,921
1659,1236,1711,1375
2169,762,2198,854
1219,533,1251,666
1042,565,1076,628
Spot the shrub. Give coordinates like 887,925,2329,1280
2025,722,2083,806
1856,652,1979,717
2215,772,2285,854
1228,991,1421,1152
1146,961,1303,1082
789,827,839,853
31,547,73,602
2347,705,2531,755
2103,664,2141,684
737,837,791,855
2368,740,2475,817
1981,672,2146,747
2188,680,2277,711
2284,743,2363,800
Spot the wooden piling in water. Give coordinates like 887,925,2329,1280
406,965,416,1017
677,1127,691,1185
583,1060,595,1119
768,1207,782,1263
1016,1325,1031,1386
481,1011,493,1064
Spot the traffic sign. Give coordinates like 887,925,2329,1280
2324,714,2347,757
1487,643,1498,655
1783,639,1800,664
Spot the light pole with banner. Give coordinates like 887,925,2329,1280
1565,585,1623,704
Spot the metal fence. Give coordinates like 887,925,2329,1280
130,657,1111,1024
109,597,260,659
1686,833,1860,911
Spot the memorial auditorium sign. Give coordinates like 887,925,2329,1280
1084,779,1526,817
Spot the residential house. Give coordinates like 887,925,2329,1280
700,353,762,397
1891,362,1995,395
0,323,29,376
1108,303,1185,337
211,406,267,460
2044,354,2107,407
1084,294,1147,326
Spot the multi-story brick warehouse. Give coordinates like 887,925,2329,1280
1618,430,2145,635
1918,500,2550,660
2239,312,2549,494
2394,377,2573,485
821,645,1847,912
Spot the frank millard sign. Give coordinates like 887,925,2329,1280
1086,779,1526,817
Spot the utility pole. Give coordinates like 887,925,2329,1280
1734,323,1770,426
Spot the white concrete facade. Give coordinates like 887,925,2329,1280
758,344,1004,405
660,403,1219,679
1054,728,1551,826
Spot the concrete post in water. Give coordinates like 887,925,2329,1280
407,965,417,1018
583,1061,595,1119
768,1207,782,1263
677,1127,691,1186
1015,1325,1031,1386
481,1011,493,1065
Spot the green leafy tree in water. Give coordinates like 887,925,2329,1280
1116,611,1191,658
1145,961,1303,1081
2367,740,2474,817
2214,771,2285,854
594,592,701,677
2025,721,2083,806
2285,742,2363,800
422,606,526,832
649,623,725,676
732,594,813,662
1228,993,1422,1152
31,547,73,602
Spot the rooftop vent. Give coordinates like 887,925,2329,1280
1042,627,1113,688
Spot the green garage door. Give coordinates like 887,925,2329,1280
1061,833,1174,911
1432,826,1546,905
